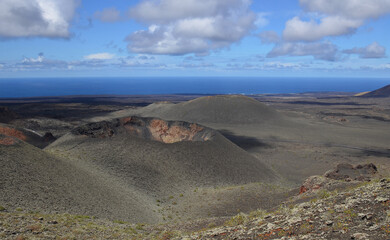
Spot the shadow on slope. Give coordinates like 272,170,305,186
219,129,271,151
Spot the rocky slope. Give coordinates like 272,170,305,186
1,177,389,239
187,178,390,240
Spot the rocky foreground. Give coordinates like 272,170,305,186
1,178,389,239
188,179,390,240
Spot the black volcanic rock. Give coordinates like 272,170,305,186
43,132,57,142
324,163,377,181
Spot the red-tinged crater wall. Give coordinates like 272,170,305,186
0,135,17,146
0,126,27,141
73,116,214,144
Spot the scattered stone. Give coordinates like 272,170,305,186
351,232,369,240
375,196,388,203
358,213,366,220
299,202,311,209
325,220,333,226
287,216,301,225
368,225,379,231
266,222,276,231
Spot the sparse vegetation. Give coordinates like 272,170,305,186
317,189,331,199
248,209,267,220
224,213,247,226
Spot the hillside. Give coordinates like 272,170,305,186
48,116,277,190
362,84,390,97
102,95,285,125
0,134,159,223
43,116,281,222
1,176,389,239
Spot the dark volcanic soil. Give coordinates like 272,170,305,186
362,84,390,97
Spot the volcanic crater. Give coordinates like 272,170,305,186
72,116,214,143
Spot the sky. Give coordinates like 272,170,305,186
0,0,390,78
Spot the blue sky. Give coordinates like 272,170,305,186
0,0,390,78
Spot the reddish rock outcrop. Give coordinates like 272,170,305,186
0,126,27,141
0,136,17,146
148,119,207,143
299,176,328,194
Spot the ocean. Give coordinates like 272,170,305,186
0,77,389,98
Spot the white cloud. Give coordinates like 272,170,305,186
263,62,302,69
126,0,257,55
84,53,115,60
360,63,390,70
300,0,390,19
225,61,303,70
0,0,79,38
94,8,121,23
343,42,386,58
267,42,339,61
178,62,215,68
16,53,68,70
283,0,390,42
22,55,44,63
283,16,361,42
255,13,269,28
378,63,390,69
129,0,252,24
